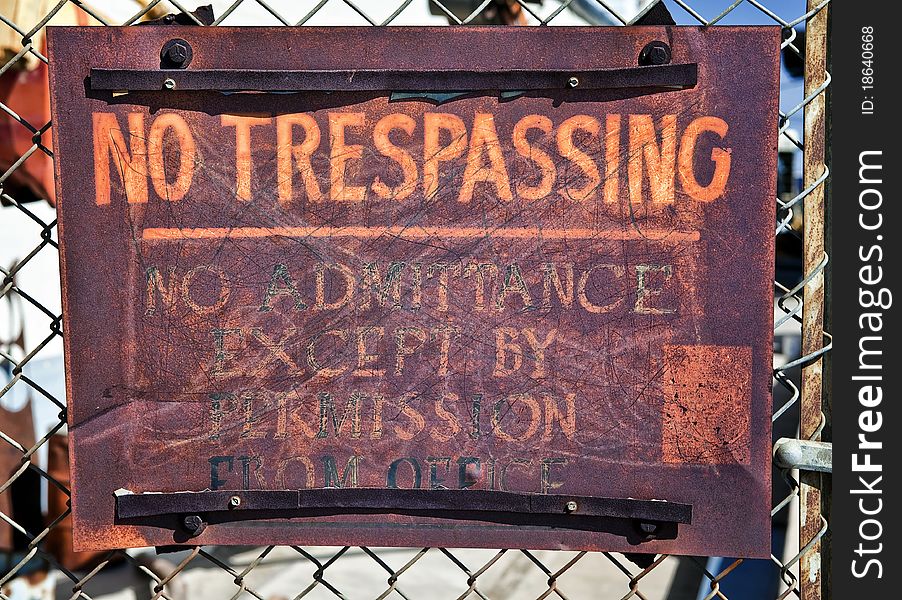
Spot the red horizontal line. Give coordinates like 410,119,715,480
142,226,700,242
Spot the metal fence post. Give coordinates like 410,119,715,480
800,1,830,598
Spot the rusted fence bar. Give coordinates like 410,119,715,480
800,0,830,598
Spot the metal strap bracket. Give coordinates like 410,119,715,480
115,488,692,540
89,64,698,93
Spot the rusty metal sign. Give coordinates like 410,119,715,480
47,25,779,557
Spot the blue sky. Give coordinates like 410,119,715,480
666,0,806,25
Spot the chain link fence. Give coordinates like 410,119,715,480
0,0,831,598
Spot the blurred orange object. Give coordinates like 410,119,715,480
0,57,55,205
0,399,38,552
1,0,97,206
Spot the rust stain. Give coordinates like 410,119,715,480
662,344,752,465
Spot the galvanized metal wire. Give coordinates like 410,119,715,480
0,1,831,598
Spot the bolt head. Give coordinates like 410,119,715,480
639,42,672,66
648,46,668,65
167,43,189,63
638,521,659,535
182,514,205,535
162,78,176,90
567,77,580,88
160,38,193,69
565,501,578,513
229,495,241,508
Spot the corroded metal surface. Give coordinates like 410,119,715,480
47,26,779,556
800,0,830,596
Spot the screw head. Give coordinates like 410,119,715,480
229,495,241,508
565,501,578,513
567,77,580,88
162,78,176,90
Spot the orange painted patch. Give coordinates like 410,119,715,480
662,345,752,465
